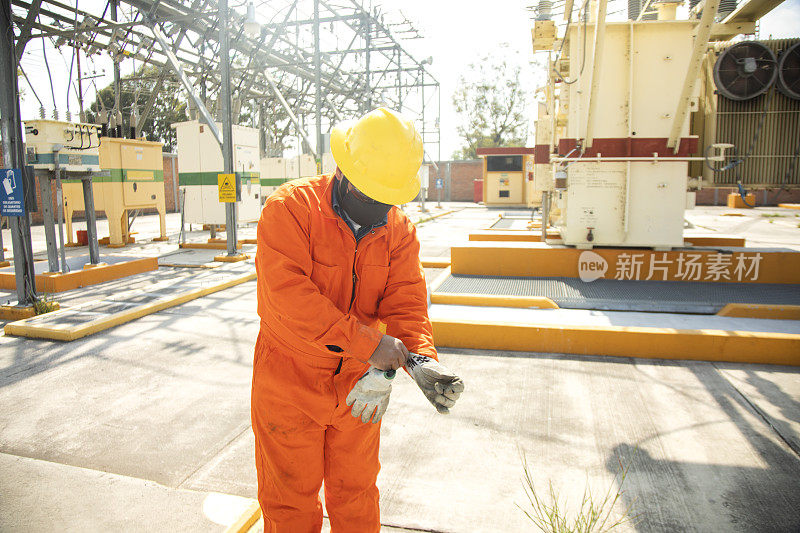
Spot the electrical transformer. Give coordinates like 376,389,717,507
544,20,699,249
174,120,261,225
24,119,101,172
62,137,167,247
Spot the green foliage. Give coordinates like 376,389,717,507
518,454,638,533
86,65,187,152
452,51,529,160
34,293,59,315
760,213,784,218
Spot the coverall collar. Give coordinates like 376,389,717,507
331,176,388,241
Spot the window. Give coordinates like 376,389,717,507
499,190,510,198
487,155,523,172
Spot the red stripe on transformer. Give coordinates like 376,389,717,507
557,137,699,158
534,145,550,164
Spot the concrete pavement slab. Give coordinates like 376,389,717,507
0,286,258,487
715,363,800,456
2,205,800,532
0,452,252,532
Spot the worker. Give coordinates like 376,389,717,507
252,107,464,533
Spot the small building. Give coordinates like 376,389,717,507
476,147,537,207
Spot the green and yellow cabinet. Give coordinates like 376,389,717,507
62,137,167,247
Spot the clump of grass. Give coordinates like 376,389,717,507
760,213,784,218
518,455,638,533
34,293,59,315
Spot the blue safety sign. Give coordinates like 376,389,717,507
0,169,26,216
435,178,444,189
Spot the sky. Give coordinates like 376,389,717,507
15,0,800,159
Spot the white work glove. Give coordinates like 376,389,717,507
406,353,465,414
346,367,396,424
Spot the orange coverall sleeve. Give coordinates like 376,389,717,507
377,219,438,361
256,193,382,362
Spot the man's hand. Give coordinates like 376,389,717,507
368,334,409,370
406,354,464,414
346,367,394,424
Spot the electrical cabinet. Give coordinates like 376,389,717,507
174,120,261,225
62,137,166,247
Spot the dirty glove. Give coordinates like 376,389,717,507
346,367,396,424
406,354,465,414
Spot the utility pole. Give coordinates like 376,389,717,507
0,0,37,305
111,0,121,134
364,16,371,112
314,0,323,166
76,46,85,122
219,0,237,255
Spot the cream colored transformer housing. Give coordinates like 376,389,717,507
260,156,287,202
61,137,167,247
259,153,333,203
24,119,101,172
547,20,699,249
174,120,261,225
286,154,317,180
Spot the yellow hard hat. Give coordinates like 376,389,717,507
330,107,423,205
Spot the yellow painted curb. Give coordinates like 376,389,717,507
4,271,256,341
683,236,746,247
778,203,800,210
717,303,800,320
451,242,800,284
469,231,560,242
432,319,800,366
223,500,261,533
421,257,451,268
0,305,37,320
414,209,457,225
214,254,250,263
181,242,243,250
0,257,158,293
431,293,559,309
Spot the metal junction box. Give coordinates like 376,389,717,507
174,120,261,225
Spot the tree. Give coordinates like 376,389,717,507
86,65,187,152
452,53,529,160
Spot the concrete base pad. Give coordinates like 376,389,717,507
430,304,800,366
0,255,158,293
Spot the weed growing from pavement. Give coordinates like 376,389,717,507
761,213,784,218
34,293,59,315
518,454,638,533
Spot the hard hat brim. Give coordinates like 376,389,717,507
330,121,422,205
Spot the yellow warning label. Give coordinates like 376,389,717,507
218,174,236,203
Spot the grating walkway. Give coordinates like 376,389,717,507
435,274,800,314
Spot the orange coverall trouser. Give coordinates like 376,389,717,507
251,332,381,533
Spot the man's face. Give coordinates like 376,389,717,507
335,168,392,226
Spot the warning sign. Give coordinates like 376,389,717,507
218,173,236,203
1,169,26,216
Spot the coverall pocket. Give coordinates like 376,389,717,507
311,260,342,303
356,265,389,317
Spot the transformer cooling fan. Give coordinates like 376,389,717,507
713,41,778,101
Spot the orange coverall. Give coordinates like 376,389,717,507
252,174,436,532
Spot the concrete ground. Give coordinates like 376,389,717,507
1,202,799,532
